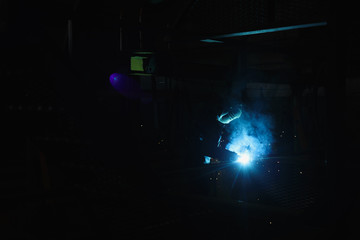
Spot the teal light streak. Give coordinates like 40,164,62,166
200,39,224,43
202,21,327,42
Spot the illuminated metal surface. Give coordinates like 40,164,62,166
204,156,211,164
217,106,242,124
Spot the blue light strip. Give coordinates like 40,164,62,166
202,21,327,42
200,39,224,43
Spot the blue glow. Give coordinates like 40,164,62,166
200,39,224,43
226,111,273,166
203,21,327,40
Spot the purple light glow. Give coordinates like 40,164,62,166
109,73,126,90
109,73,141,99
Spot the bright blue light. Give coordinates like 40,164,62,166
202,21,327,41
226,110,273,167
235,151,251,166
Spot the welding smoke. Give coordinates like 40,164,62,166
225,108,273,162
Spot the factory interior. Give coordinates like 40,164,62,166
2,0,360,239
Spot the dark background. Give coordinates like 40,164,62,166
2,0,359,239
